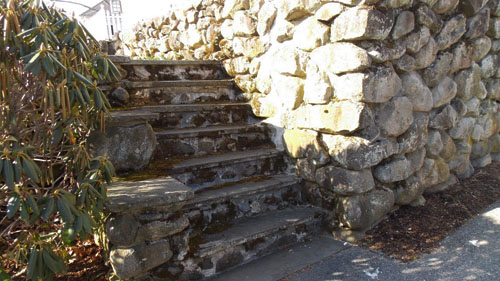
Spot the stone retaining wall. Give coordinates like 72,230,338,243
120,0,500,232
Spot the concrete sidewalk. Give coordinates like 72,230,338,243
213,201,500,281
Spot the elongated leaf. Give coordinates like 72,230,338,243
57,197,74,224
22,157,40,183
42,56,56,77
20,202,29,222
26,248,39,280
42,249,65,274
93,89,102,109
27,193,40,216
73,71,92,86
13,158,22,182
41,197,55,221
80,85,91,104
3,160,14,190
6,195,20,219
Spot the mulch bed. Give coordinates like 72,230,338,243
359,161,500,262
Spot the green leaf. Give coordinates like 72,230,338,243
31,60,42,75
93,89,102,109
41,197,55,221
27,193,40,216
80,85,91,104
42,249,65,274
3,160,14,190
26,248,39,280
6,195,20,219
13,158,22,182
74,214,83,233
74,71,93,86
57,197,74,224
42,56,56,77
22,157,40,183
20,202,29,222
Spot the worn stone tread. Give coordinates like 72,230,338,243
122,79,235,89
155,124,267,138
142,102,250,113
169,148,283,172
120,59,222,66
198,206,323,257
108,110,159,124
184,174,300,209
106,177,194,214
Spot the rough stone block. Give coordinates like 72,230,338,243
432,76,457,108
331,8,393,41
283,129,329,162
337,189,395,230
436,15,466,51
392,11,415,40
422,52,453,87
416,4,443,33
310,43,371,74
465,8,490,39
398,113,430,153
321,135,399,170
294,17,330,51
315,2,343,21
110,240,173,280
315,166,375,195
376,96,414,137
138,216,190,241
374,156,413,183
333,66,401,103
257,3,277,36
400,71,433,112
294,101,372,134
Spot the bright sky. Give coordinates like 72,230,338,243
47,0,176,38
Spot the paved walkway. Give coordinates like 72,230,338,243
214,201,500,281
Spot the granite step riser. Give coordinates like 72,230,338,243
120,64,227,81
127,86,248,106
184,184,303,235
170,156,287,190
154,131,272,159
181,216,323,279
149,107,252,129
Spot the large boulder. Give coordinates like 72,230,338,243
89,122,156,172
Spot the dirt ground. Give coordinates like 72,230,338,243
359,161,500,262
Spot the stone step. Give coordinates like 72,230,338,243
184,174,302,234
122,79,235,89
183,206,324,277
124,80,246,106
106,177,194,214
154,124,273,158
167,149,287,190
118,60,228,81
144,103,253,129
210,234,348,281
109,103,254,129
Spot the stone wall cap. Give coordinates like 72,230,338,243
108,55,132,63
107,177,194,213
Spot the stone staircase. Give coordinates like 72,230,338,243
103,59,326,280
